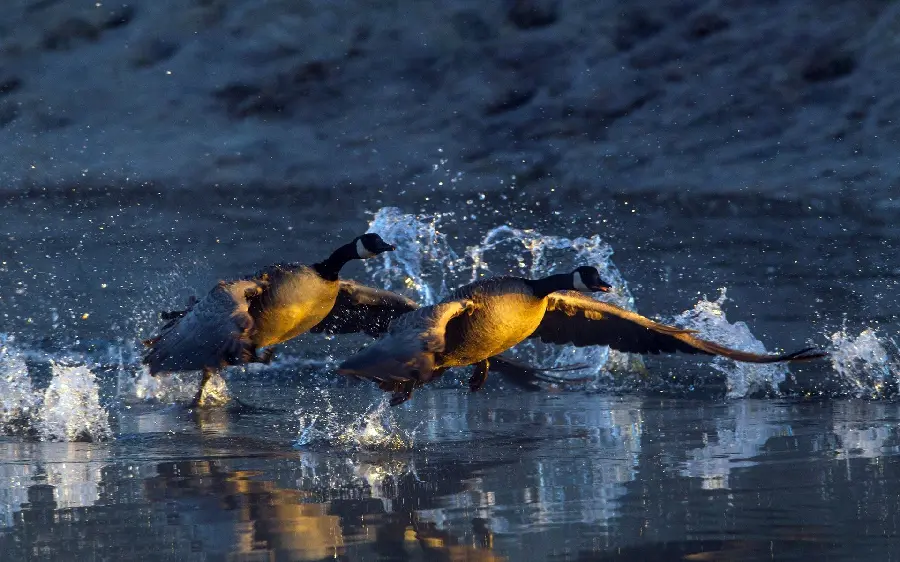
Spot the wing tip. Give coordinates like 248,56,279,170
777,346,830,362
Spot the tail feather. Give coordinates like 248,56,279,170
160,310,188,321
490,355,592,391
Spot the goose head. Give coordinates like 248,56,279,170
355,233,396,259
571,266,612,293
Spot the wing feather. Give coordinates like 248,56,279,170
309,280,418,337
337,299,477,383
532,292,826,363
142,279,265,374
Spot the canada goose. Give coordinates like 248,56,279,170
338,266,828,405
143,233,418,407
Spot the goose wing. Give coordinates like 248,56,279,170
309,280,419,337
530,291,826,362
142,279,266,374
393,299,477,353
337,299,477,384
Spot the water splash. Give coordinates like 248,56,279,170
0,335,40,433
124,368,199,404
126,364,232,407
468,226,635,310
468,225,640,378
37,363,112,442
365,208,641,382
295,393,413,451
671,289,788,398
365,207,461,304
828,328,899,398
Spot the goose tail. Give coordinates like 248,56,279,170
490,355,592,391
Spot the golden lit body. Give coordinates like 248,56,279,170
440,291,547,368
250,266,339,348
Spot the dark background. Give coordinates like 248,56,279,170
1,0,897,202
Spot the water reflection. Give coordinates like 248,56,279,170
0,441,108,527
144,455,511,561
678,400,900,490
830,401,900,460
679,401,794,489
1,394,899,559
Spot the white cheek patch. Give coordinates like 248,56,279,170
573,271,590,292
356,239,377,259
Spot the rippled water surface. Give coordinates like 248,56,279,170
3,391,900,560
1,190,899,560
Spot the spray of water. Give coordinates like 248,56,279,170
828,328,899,398
1,337,111,441
0,335,40,433
669,289,790,398
37,363,112,442
364,207,642,381
295,392,414,451
365,206,461,305
125,367,232,407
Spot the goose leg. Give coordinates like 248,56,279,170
390,381,416,406
252,347,275,364
469,359,490,392
191,368,215,408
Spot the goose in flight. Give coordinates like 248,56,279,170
142,233,417,407
337,266,828,405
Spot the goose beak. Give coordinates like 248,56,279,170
591,281,613,292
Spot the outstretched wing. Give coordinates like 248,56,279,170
530,292,826,363
309,281,418,337
142,279,266,374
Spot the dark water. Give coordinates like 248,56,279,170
2,388,900,561
1,190,899,560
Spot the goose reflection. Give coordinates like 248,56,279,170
144,456,507,561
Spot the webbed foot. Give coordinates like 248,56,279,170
469,359,490,393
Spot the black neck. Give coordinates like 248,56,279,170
524,273,571,298
313,241,359,281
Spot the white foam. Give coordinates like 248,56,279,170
671,289,788,398
0,335,40,431
364,209,639,383
828,328,899,398
37,363,111,442
295,392,413,451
